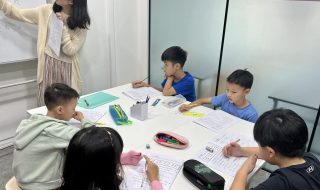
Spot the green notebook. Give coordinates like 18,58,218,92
78,92,119,109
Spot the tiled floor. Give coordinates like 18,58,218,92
0,146,269,189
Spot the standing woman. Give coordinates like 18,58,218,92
0,0,90,106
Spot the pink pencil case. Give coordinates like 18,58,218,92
154,131,189,149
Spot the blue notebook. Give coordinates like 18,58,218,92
78,92,119,109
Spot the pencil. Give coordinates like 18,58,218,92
188,103,199,107
84,99,90,107
141,162,147,187
141,76,149,82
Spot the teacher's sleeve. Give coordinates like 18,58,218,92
61,26,88,56
0,0,41,24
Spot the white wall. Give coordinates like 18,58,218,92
79,0,111,94
0,61,37,149
0,0,149,148
112,0,149,86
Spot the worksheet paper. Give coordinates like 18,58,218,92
193,110,240,132
193,132,263,177
120,152,184,190
123,87,162,101
77,106,108,123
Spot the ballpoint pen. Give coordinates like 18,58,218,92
141,76,149,82
84,99,90,107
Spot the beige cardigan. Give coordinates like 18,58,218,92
0,0,87,92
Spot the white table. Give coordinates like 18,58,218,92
28,83,265,190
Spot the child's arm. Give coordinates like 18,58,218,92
179,97,212,112
144,155,163,190
162,76,176,96
132,80,150,88
230,154,258,190
223,141,261,158
131,81,163,92
0,0,41,25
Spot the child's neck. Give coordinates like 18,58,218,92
234,98,249,108
173,70,186,82
278,156,305,168
47,111,63,120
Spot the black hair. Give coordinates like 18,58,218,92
161,46,188,68
227,69,254,89
53,0,91,30
60,127,124,190
44,83,79,110
253,109,308,158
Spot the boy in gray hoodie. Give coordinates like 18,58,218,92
12,83,93,190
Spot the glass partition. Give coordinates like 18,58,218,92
220,0,320,155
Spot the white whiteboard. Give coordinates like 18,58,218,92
0,0,47,64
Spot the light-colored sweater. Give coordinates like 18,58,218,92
12,114,93,190
0,0,87,92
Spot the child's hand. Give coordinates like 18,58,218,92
120,151,142,165
73,111,84,122
166,75,174,80
132,81,147,88
239,154,258,174
144,155,160,182
223,141,243,158
179,104,191,112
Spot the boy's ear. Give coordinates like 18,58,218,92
266,146,276,158
174,63,181,70
56,105,64,115
244,88,251,94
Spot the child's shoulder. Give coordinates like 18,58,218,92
266,153,320,189
182,72,195,82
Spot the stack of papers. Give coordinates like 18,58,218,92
123,87,162,101
193,110,240,132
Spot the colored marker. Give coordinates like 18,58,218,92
157,139,167,143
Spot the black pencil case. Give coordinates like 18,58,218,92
183,159,225,190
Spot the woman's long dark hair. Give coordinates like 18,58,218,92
53,0,90,30
60,127,124,190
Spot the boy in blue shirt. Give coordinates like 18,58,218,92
224,109,320,190
179,69,258,122
132,46,196,102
